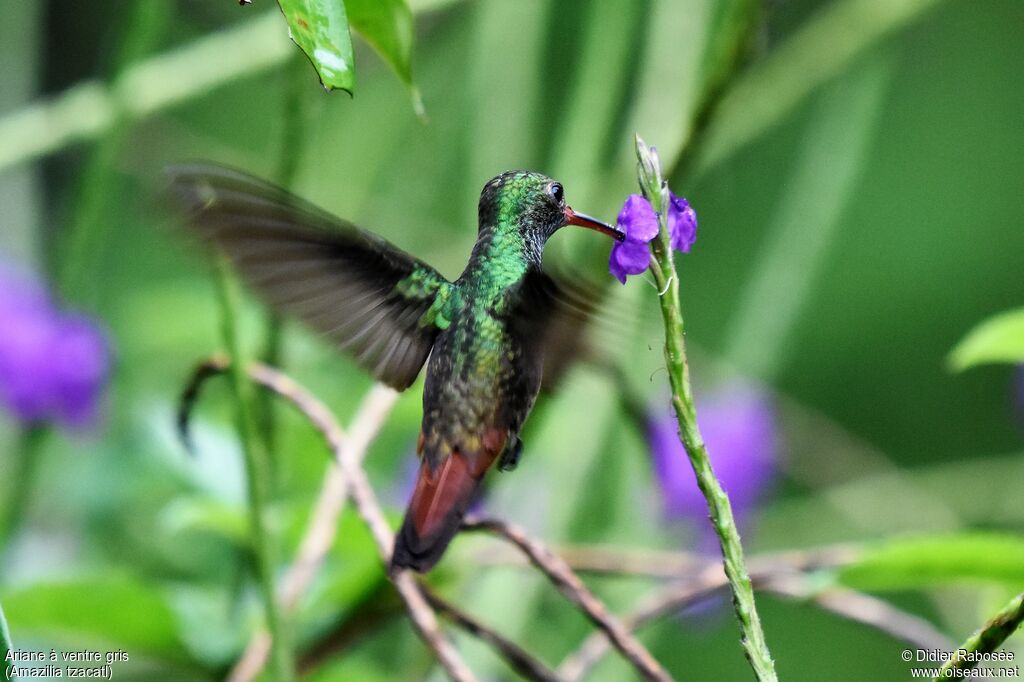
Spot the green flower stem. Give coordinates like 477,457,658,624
640,142,777,681
274,54,312,191
59,0,170,299
213,258,293,682
935,591,1024,680
1,599,14,681
0,427,46,566
258,54,312,482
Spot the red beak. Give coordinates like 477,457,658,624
564,207,625,242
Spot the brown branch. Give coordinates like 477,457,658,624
235,365,474,682
478,542,858,582
299,573,559,682
182,357,945,681
182,358,559,682
474,543,708,579
462,516,673,682
763,575,954,652
228,379,397,682
557,550,949,681
423,591,562,682
558,578,712,682
297,584,405,673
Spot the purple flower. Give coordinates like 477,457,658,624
667,194,697,253
0,261,112,430
609,194,658,283
609,192,698,283
646,383,777,540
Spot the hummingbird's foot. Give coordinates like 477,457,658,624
498,434,522,472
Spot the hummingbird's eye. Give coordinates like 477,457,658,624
548,183,564,204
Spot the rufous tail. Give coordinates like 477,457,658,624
391,446,497,573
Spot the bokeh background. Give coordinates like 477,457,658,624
1,0,1023,680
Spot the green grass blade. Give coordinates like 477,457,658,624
839,533,1024,590
1,600,14,681
949,307,1024,371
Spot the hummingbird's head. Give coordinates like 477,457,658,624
478,171,624,249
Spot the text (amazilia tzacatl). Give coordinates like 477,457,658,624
169,166,624,572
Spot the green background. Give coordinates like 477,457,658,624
1,0,1022,679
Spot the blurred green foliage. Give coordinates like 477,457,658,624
949,308,1024,371
1,0,1023,680
839,534,1024,591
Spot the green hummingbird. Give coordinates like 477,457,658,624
168,165,624,572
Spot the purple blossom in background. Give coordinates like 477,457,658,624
609,192,698,283
0,262,112,430
646,383,777,545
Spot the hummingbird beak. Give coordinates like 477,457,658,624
564,207,625,242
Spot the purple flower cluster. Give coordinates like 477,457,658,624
609,192,697,284
0,262,111,430
646,383,777,540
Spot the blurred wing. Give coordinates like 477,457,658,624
513,268,603,392
167,163,452,390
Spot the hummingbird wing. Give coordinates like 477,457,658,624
167,164,452,391
513,267,604,392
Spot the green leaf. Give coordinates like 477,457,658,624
346,0,423,115
277,0,355,92
1,601,14,681
161,496,250,547
839,533,1024,591
1,576,191,663
305,657,397,682
949,308,1024,371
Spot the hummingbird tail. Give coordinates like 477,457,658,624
391,444,499,573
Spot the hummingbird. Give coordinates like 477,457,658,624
168,165,624,572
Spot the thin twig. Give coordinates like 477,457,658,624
556,547,846,680
559,579,715,682
228,380,397,682
232,365,474,682
300,576,558,682
182,359,554,681
557,552,948,682
462,516,673,682
476,544,707,579
475,537,863,583
936,591,1024,679
423,590,561,682
763,575,953,652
